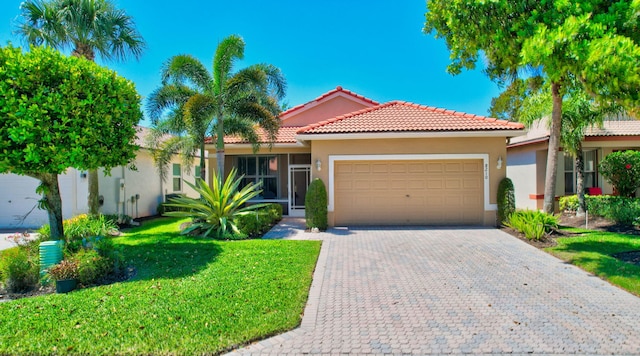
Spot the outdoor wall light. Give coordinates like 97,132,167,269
316,159,322,171
80,171,87,178
497,156,503,169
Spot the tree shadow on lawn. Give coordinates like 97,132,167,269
552,238,640,281
118,232,223,282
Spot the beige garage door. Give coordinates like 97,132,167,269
334,160,483,225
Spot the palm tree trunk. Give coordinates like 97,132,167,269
543,81,563,214
32,173,64,240
216,112,225,177
575,143,586,216
199,143,207,182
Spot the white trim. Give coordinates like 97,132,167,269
328,154,497,213
288,164,312,217
297,130,525,141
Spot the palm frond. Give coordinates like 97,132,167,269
146,83,196,123
183,93,217,144
213,35,245,95
161,54,212,90
15,0,65,48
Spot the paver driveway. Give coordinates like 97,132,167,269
228,226,640,355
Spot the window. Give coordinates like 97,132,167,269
194,165,201,179
237,156,278,199
172,163,181,192
563,151,598,194
564,154,574,194
584,151,597,188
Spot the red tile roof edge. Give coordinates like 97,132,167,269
297,100,525,134
280,86,379,117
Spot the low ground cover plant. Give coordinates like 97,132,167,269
0,218,321,355
505,209,559,240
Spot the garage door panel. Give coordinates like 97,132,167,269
335,160,483,226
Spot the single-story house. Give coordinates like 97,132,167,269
0,126,204,229
207,86,524,227
507,118,640,210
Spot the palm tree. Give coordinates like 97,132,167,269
16,0,145,215
146,35,286,182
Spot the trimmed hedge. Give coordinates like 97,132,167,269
234,203,283,238
559,195,640,225
305,179,328,230
497,177,515,226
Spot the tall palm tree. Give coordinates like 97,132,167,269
16,0,145,215
146,35,286,182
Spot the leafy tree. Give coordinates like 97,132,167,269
146,35,286,180
0,45,142,239
489,76,543,121
163,168,265,238
16,0,145,215
510,81,622,215
599,150,640,198
425,0,640,213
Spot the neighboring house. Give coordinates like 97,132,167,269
0,127,204,229
208,86,524,227
507,118,640,210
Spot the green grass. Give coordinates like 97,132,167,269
0,218,321,355
547,229,640,296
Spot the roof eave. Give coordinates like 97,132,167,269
296,130,526,141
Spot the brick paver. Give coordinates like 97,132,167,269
227,226,640,355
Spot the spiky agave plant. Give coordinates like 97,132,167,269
163,168,265,238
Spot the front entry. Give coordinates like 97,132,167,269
289,165,311,217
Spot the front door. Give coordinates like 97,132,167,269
289,165,311,217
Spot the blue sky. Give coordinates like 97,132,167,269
0,0,501,127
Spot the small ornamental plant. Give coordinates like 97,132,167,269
47,260,79,281
599,150,640,198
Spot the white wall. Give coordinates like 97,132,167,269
98,149,204,218
506,150,539,210
0,170,81,229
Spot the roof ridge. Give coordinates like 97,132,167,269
281,86,379,118
297,101,397,134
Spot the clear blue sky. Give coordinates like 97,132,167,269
0,0,502,127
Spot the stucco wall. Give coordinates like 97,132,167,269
506,149,539,210
308,136,507,227
281,96,371,127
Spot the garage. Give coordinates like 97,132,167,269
334,159,484,226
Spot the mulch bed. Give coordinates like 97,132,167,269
502,212,640,266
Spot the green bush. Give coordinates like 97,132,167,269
0,248,39,292
559,195,580,212
505,210,559,240
586,195,640,225
38,214,118,253
599,150,640,197
72,249,111,285
305,178,328,230
267,203,283,221
497,177,515,226
234,203,283,238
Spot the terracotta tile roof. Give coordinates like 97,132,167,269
297,101,524,134
205,126,300,145
280,86,379,117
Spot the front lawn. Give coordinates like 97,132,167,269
0,218,321,355
546,229,640,296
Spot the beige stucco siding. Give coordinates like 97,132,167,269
308,137,507,226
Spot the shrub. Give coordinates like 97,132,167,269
38,214,118,253
599,150,640,198
72,249,111,285
267,203,283,221
163,168,265,238
0,248,39,292
47,259,79,281
497,177,515,226
234,204,283,238
305,178,328,230
505,210,559,240
585,195,640,225
559,195,580,212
